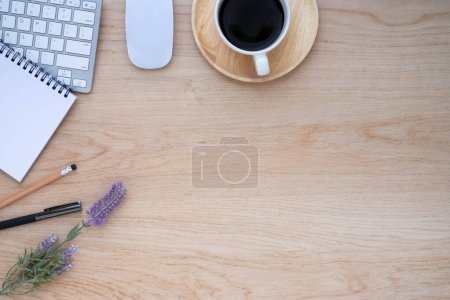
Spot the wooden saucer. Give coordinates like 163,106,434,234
192,0,319,82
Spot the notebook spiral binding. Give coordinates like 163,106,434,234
0,40,72,98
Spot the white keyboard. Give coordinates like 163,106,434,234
0,0,102,93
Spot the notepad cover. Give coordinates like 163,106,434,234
0,44,77,182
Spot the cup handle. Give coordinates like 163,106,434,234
253,53,270,76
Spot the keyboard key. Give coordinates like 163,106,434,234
19,32,33,46
26,3,40,17
17,16,31,30
66,40,90,55
42,5,56,19
73,78,86,88
66,0,80,8
79,26,92,40
33,19,47,33
4,31,17,44
12,46,23,56
57,7,71,21
50,0,63,4
82,1,95,10
2,15,16,28
73,9,94,25
35,0,49,2
63,23,77,38
48,21,62,35
34,35,48,49
26,49,39,62
58,68,71,77
0,0,10,13
11,1,25,14
0,30,2,39
41,51,54,65
50,37,64,51
56,54,89,70
58,76,71,85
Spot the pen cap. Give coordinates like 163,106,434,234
37,201,82,221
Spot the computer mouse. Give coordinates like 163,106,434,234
126,0,173,69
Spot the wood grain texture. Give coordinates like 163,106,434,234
1,0,450,299
192,0,319,82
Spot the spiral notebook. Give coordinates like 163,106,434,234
0,41,77,182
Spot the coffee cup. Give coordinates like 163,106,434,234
214,0,291,76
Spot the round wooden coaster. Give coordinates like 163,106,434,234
192,0,319,83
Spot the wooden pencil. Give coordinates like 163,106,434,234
0,164,77,209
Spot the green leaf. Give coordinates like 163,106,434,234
0,222,85,296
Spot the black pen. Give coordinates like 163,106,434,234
0,202,82,230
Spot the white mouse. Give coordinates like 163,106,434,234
126,0,173,69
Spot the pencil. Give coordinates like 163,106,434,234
0,164,77,209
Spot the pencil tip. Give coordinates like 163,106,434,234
71,164,77,171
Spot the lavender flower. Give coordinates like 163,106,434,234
55,244,77,275
38,234,58,252
83,182,127,227
61,244,77,261
56,262,73,275
0,183,127,296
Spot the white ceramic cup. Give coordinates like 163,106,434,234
214,0,291,76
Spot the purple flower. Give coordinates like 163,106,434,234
83,182,127,227
56,262,73,275
61,244,77,261
56,244,77,275
38,234,58,252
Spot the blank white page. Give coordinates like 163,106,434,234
0,45,77,182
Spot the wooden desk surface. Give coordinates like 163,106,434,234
1,0,449,298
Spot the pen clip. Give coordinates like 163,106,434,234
44,201,82,213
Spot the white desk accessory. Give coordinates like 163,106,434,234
125,0,173,69
0,41,77,182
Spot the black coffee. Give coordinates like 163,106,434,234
219,0,285,52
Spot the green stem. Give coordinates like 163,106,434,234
0,223,85,296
